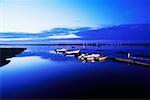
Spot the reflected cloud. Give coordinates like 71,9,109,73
17,50,78,62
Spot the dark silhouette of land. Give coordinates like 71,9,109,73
0,48,26,67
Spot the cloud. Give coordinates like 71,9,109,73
0,37,47,41
49,33,81,39
0,27,91,41
0,33,81,41
42,27,92,34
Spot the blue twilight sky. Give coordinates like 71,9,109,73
0,0,150,33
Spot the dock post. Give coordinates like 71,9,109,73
128,53,131,58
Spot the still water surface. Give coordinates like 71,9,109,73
0,45,150,98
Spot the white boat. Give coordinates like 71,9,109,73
65,49,80,55
84,54,100,58
78,53,87,59
55,48,68,53
78,53,100,61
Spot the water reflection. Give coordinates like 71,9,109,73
14,46,150,64
0,48,26,67
16,50,80,62
1,46,150,98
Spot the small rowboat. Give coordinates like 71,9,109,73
95,56,108,61
78,53,88,60
84,54,100,61
86,57,95,61
65,49,80,55
78,53,100,61
55,48,68,53
78,53,108,62
85,54,100,58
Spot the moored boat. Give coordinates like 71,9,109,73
86,56,95,61
55,48,68,53
65,49,80,55
78,53,108,62
78,53,88,60
95,56,108,61
78,53,100,61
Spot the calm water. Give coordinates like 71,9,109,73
0,45,150,99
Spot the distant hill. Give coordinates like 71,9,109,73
76,23,150,40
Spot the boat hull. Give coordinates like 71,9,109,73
65,50,80,55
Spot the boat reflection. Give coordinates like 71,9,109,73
0,48,26,67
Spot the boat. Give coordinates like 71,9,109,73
86,56,95,61
84,54,100,58
78,53,88,60
78,53,108,62
65,49,80,55
55,48,68,53
78,53,100,61
84,54,100,61
95,56,108,61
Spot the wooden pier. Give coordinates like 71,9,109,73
110,57,150,67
